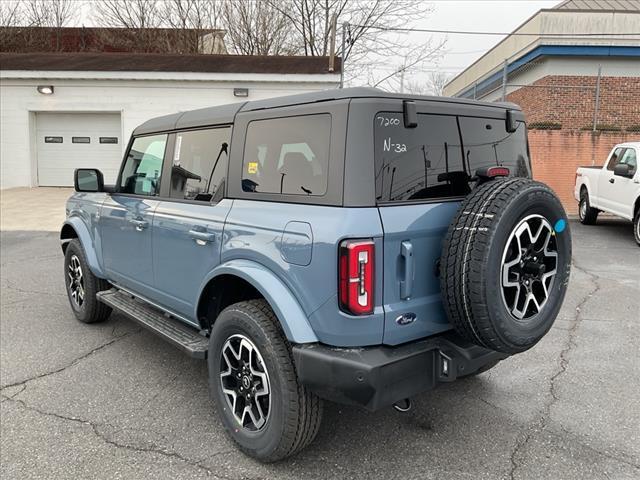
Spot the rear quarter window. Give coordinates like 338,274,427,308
374,112,530,203
241,114,331,196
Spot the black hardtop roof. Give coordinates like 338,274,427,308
133,87,520,135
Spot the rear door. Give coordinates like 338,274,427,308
375,109,530,345
152,126,232,321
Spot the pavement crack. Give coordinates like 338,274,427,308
3,279,64,297
2,395,225,478
507,258,601,480
0,329,141,391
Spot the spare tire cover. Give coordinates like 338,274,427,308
440,178,571,354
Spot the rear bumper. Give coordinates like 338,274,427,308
292,333,508,411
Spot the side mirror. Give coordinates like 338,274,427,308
613,163,634,179
74,169,104,192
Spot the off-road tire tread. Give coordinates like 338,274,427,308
65,239,111,323
441,178,561,353
222,300,323,462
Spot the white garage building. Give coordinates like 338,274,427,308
0,52,340,189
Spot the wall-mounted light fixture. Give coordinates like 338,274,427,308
233,88,249,98
37,85,54,95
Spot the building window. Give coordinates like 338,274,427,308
72,137,90,144
44,136,63,143
242,114,331,196
100,137,118,144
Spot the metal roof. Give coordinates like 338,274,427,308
554,0,640,11
133,87,520,135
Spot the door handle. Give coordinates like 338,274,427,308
400,241,414,300
130,219,148,231
188,229,216,245
609,178,615,184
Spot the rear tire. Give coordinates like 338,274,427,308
208,300,323,462
634,209,640,246
579,190,599,225
64,239,112,324
440,178,571,354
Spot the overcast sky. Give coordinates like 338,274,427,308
413,1,559,74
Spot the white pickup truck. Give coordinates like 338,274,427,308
575,141,640,245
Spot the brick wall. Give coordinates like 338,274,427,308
528,130,639,214
507,75,640,131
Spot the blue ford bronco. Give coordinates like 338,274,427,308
61,88,571,461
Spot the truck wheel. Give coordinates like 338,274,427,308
634,209,640,246
440,178,571,354
64,239,112,323
208,300,323,462
579,190,599,225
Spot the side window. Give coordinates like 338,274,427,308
169,127,230,202
618,148,637,174
607,148,624,171
242,114,331,196
374,113,465,202
120,134,167,196
458,116,531,179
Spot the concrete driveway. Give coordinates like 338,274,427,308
1,190,639,479
1,187,72,232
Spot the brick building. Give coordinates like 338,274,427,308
443,0,640,213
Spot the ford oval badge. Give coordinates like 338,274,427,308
395,312,417,326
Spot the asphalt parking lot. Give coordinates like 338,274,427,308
1,195,639,479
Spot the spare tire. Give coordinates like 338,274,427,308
440,178,571,354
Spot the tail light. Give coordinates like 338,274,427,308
339,239,375,315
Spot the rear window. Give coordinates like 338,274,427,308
374,112,530,203
242,114,331,196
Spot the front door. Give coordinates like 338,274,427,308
101,133,168,298
608,147,638,219
151,127,232,322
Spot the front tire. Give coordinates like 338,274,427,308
579,190,599,225
64,239,112,323
208,300,323,462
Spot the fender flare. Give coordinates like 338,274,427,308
60,218,106,278
198,259,319,344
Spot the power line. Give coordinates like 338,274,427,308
349,24,640,37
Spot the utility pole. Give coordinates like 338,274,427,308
328,13,337,73
593,64,602,132
340,22,348,88
501,60,508,101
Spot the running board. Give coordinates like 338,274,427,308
97,289,208,359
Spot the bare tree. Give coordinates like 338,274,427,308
23,0,77,28
0,1,23,27
91,0,164,52
424,70,451,96
159,0,222,53
267,0,445,87
221,0,295,55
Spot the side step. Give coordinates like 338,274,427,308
97,289,208,359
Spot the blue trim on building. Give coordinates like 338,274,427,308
457,44,640,99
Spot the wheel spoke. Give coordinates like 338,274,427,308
219,334,271,432
501,215,559,320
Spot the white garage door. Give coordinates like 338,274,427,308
36,112,122,187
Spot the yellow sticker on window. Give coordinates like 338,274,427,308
247,162,258,174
